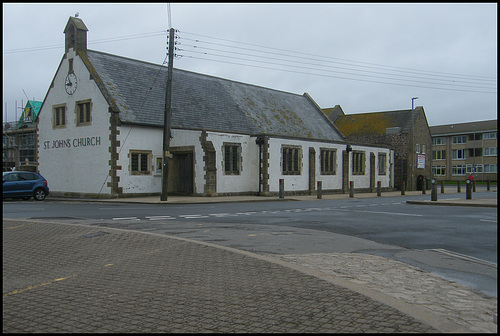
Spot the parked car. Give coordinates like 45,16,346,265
3,171,49,201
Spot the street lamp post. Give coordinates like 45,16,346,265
472,124,476,179
411,97,418,191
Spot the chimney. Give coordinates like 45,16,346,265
64,16,88,54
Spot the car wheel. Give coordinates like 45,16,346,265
34,189,47,201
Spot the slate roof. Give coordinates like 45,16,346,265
85,50,344,142
430,119,497,136
333,109,420,137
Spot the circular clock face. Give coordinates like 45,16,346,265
65,73,77,95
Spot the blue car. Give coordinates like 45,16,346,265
3,171,50,201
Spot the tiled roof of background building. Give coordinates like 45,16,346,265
430,119,497,135
333,109,418,136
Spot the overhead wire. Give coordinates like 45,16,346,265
182,54,496,94
176,32,496,94
180,31,496,82
4,28,496,94
179,41,495,90
3,30,168,54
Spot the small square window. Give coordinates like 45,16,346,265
130,151,151,175
53,104,66,128
223,143,241,175
282,145,301,175
378,153,387,175
76,100,91,126
320,149,336,175
352,151,365,175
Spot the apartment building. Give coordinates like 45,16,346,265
430,119,497,182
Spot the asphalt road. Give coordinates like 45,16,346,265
3,192,497,297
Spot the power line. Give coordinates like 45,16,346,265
179,42,495,90
181,37,496,86
3,30,168,54
176,34,496,94
180,31,496,82
179,55,496,94
4,27,495,94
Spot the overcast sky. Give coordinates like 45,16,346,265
3,3,497,126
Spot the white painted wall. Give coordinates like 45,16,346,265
207,132,260,194
266,139,393,193
38,48,111,195
348,145,393,189
267,138,345,193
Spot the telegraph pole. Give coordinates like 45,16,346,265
161,28,175,201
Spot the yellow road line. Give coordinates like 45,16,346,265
3,275,75,297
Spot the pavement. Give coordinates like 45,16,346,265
46,186,498,207
3,187,497,333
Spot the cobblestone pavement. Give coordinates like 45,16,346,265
3,219,437,333
272,253,497,333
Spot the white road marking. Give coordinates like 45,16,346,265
209,213,239,217
179,214,209,219
112,217,139,221
146,216,175,221
480,219,497,223
427,248,497,267
354,210,423,216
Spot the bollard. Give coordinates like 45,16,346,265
431,179,438,201
279,179,284,199
317,181,322,199
440,181,444,194
401,181,405,195
422,177,426,194
487,180,490,191
473,181,476,192
466,180,472,199
349,181,354,198
377,181,381,196
457,181,461,193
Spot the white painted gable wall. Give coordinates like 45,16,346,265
38,48,111,195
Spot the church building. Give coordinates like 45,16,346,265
37,16,394,198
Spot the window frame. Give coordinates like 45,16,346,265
282,145,302,175
484,147,497,156
223,143,242,175
352,151,365,175
432,150,446,160
432,165,447,176
76,99,92,126
130,150,151,175
452,149,466,160
451,165,467,176
484,132,497,140
377,153,387,175
52,104,67,129
432,137,446,145
320,148,337,175
484,164,498,173
452,135,467,144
